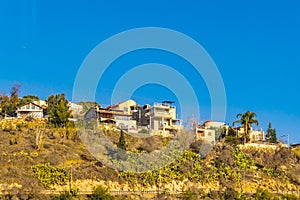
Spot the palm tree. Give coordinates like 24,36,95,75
233,111,259,144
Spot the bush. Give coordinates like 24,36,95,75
52,191,73,200
31,163,70,188
282,194,299,200
233,148,255,169
181,189,197,200
138,129,148,134
88,185,115,200
254,188,280,200
16,123,22,131
224,188,239,200
225,136,239,146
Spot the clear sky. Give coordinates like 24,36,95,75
0,1,300,144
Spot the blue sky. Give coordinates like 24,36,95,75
0,1,300,144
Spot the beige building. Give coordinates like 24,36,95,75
250,129,265,142
110,100,136,115
147,101,182,137
95,100,138,132
237,127,265,143
86,100,183,136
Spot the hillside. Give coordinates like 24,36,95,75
0,119,300,200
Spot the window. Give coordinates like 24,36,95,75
197,130,205,137
123,116,130,121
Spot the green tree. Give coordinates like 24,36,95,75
46,94,71,127
233,111,259,144
266,122,277,143
19,95,39,105
0,83,21,117
0,94,9,118
117,129,126,150
1,103,16,117
0,93,9,105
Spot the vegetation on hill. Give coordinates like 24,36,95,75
0,119,299,200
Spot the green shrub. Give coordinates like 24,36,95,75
233,148,255,169
16,123,22,131
51,188,78,200
224,188,239,200
225,136,239,146
138,129,148,134
88,185,114,200
254,188,280,200
52,191,73,200
181,189,197,200
31,163,70,188
282,194,299,200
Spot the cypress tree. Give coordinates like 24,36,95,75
117,129,126,150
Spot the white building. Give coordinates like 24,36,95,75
203,120,225,128
68,102,83,116
16,102,44,119
195,126,215,145
237,126,265,143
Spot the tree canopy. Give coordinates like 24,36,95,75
19,95,39,105
233,111,259,144
46,93,71,127
266,122,277,143
0,83,21,117
117,129,126,150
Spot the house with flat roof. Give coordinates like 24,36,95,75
146,101,182,137
84,100,183,136
195,126,215,145
84,100,138,132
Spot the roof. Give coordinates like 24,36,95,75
17,102,43,109
162,100,175,104
105,99,137,109
290,143,300,148
33,100,47,107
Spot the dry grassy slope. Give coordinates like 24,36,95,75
0,122,172,192
102,127,171,152
0,120,299,196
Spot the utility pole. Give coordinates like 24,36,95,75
69,167,73,191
